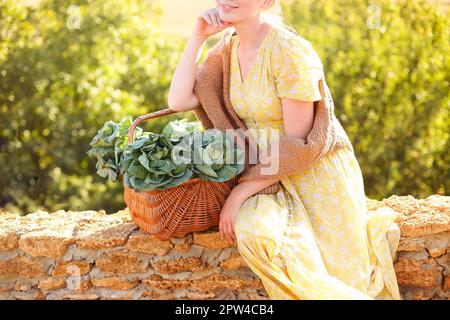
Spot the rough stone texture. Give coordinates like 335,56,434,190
126,231,173,256
0,255,47,278
52,261,92,277
18,231,75,258
95,250,147,275
38,277,66,290
14,280,34,291
90,277,139,290
374,195,450,237
143,274,191,290
62,293,99,300
193,229,234,249
150,257,211,274
370,195,450,300
190,274,264,292
0,194,448,300
74,215,137,249
0,227,19,251
219,252,249,270
394,254,442,288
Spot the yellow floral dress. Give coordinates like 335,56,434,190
230,24,402,300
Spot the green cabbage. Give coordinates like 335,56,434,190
162,118,204,143
122,132,194,192
190,129,245,182
88,117,245,192
86,116,142,182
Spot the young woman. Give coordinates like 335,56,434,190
168,0,401,300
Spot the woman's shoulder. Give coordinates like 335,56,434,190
271,24,314,48
268,25,325,102
270,25,323,70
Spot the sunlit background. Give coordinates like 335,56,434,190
1,0,449,215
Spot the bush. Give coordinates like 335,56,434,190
0,0,196,214
283,0,449,199
1,0,447,214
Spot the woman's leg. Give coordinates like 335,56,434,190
282,148,401,299
235,190,374,299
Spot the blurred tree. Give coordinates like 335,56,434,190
0,0,196,214
283,0,449,199
0,0,448,215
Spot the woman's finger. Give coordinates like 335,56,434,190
224,221,233,243
211,12,218,26
213,12,221,26
230,221,236,243
229,225,236,244
219,219,224,240
221,218,228,240
207,12,217,26
201,12,213,25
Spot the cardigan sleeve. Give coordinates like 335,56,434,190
270,36,324,102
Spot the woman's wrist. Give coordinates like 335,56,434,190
189,31,208,45
228,185,249,204
230,178,279,202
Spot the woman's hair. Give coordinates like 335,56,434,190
262,0,298,35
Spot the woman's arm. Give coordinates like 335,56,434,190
225,98,312,204
168,8,232,112
167,32,207,112
230,177,280,202
281,98,315,140
219,97,313,243
229,98,313,201
219,177,279,244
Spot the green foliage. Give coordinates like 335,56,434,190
162,118,204,143
87,116,142,182
122,133,194,192
86,116,243,192
0,0,448,215
110,119,243,191
283,0,450,199
0,0,190,214
0,0,23,65
190,129,245,182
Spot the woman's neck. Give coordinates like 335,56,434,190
232,20,272,52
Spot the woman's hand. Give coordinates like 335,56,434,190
219,178,280,245
219,192,246,245
192,7,233,39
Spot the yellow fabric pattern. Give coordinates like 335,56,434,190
229,25,402,300
270,31,324,102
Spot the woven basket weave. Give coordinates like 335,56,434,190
123,108,239,240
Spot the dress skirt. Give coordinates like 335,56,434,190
235,146,401,300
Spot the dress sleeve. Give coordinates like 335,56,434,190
270,36,324,102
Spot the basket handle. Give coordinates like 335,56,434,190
127,108,178,144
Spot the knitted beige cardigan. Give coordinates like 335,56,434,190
191,28,354,195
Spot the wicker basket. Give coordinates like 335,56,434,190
123,108,240,241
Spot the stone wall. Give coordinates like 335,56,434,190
0,194,448,300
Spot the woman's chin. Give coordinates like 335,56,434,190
217,11,233,21
219,17,235,24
